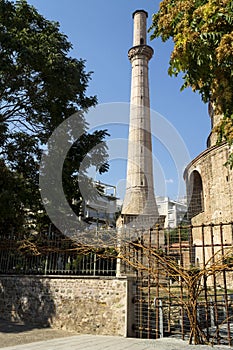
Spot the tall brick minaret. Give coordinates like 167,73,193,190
121,10,159,225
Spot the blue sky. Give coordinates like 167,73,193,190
26,0,211,200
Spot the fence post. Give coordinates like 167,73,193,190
44,223,52,275
159,299,163,338
210,298,215,328
220,223,231,347
155,224,160,339
201,223,210,341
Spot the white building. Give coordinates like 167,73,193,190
156,196,188,228
83,182,117,228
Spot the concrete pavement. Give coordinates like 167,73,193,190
0,335,231,350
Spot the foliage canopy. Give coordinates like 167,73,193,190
150,0,233,151
0,0,109,235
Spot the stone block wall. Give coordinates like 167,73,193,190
0,275,135,337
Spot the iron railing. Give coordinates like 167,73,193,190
0,231,117,276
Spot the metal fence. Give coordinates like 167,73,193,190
120,222,233,346
0,231,117,276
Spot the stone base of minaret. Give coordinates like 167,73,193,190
116,214,165,277
116,213,165,229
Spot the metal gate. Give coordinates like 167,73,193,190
124,223,233,346
133,275,190,340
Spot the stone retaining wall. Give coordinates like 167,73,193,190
0,275,135,337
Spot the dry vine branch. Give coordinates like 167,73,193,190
118,238,233,345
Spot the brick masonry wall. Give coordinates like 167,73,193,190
184,142,233,274
184,143,233,225
0,275,134,336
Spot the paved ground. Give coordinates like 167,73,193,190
0,335,232,350
0,320,231,350
0,319,77,348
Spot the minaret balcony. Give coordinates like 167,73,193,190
128,45,154,62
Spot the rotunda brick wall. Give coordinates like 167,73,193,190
184,143,233,226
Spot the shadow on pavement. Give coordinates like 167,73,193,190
0,318,50,333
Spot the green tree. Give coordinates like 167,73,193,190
0,159,25,235
0,0,109,235
150,0,233,157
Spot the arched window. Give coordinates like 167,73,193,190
188,170,204,218
140,37,144,45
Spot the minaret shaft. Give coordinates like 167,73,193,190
122,10,159,218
